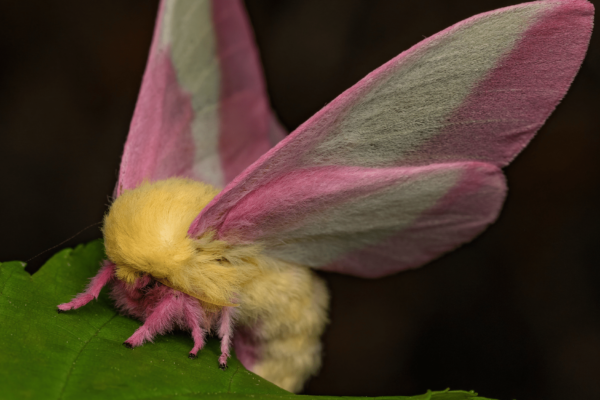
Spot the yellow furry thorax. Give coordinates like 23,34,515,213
103,178,263,308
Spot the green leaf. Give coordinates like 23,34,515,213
0,241,496,400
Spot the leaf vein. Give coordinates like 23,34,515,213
227,364,240,393
0,269,17,295
57,314,118,400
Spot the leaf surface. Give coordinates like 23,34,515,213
0,241,494,400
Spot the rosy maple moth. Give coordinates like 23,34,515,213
57,0,593,393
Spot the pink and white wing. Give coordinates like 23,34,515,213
188,0,593,278
117,0,284,195
214,162,506,278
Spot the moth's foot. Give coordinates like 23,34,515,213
57,303,73,313
123,326,151,348
57,294,95,312
123,342,134,349
218,354,229,370
188,352,197,359
189,338,205,358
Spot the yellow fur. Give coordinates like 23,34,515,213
104,178,261,306
103,178,330,392
238,263,329,392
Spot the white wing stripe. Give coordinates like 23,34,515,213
308,2,549,167
161,0,224,187
263,167,462,267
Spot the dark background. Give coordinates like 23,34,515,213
1,1,599,399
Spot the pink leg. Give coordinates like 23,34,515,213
123,290,178,348
57,261,115,312
218,306,236,370
182,297,206,359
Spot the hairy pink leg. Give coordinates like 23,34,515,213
57,261,115,312
182,298,206,359
123,290,177,348
218,306,236,370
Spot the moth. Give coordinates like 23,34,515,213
57,0,593,393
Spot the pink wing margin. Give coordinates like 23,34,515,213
188,0,593,278
116,0,284,195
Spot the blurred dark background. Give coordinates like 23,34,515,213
1,1,599,399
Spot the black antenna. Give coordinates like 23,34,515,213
26,221,103,263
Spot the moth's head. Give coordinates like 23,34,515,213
103,177,262,306
103,177,219,285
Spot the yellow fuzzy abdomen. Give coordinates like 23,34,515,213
237,262,330,393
